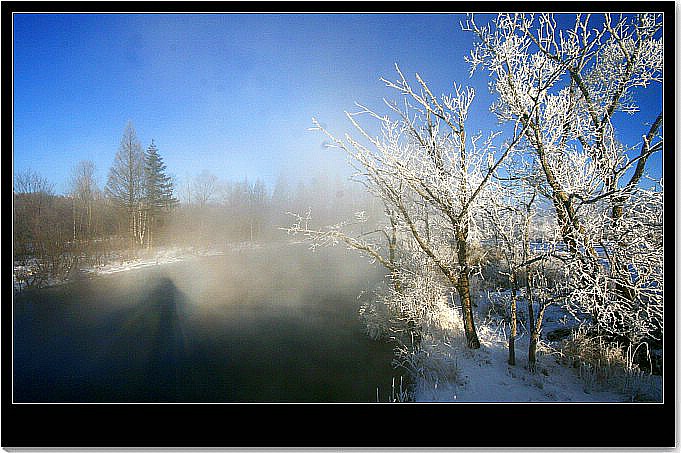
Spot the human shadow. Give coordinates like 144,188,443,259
90,274,190,402
145,276,187,401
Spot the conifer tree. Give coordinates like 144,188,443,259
143,139,178,248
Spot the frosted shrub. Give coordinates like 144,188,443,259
386,276,465,391
423,342,461,383
476,248,510,292
395,331,463,392
560,326,660,401
358,297,390,341
380,376,411,403
481,290,517,325
378,269,463,346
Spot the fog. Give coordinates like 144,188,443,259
13,241,406,402
13,124,405,403
162,169,384,249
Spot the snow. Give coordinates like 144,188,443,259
88,247,198,275
413,330,624,402
12,242,263,291
410,295,662,403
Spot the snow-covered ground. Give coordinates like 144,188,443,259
84,246,224,275
12,242,264,291
413,331,623,402
410,296,662,403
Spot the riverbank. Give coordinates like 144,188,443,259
12,242,265,292
408,296,663,403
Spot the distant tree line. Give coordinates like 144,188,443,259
13,121,178,287
13,120,372,289
170,168,376,248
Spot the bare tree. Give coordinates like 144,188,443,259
15,168,55,196
68,160,98,242
14,169,56,264
192,170,219,209
13,170,76,287
105,122,145,248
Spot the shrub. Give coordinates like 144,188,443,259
559,326,661,401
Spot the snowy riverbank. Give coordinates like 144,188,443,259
409,299,662,403
12,242,264,292
412,328,643,403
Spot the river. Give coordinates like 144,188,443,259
12,244,407,402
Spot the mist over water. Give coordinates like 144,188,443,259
13,244,406,402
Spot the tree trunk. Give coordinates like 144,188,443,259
527,274,536,372
72,198,77,242
528,332,538,372
131,207,146,249
388,218,401,293
508,282,517,366
455,227,480,349
424,208,430,243
129,207,136,251
148,215,154,249
528,303,547,373
87,200,92,240
457,272,480,349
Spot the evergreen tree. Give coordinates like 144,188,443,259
143,139,178,247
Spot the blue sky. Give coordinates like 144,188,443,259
13,13,663,195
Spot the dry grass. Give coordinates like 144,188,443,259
558,326,661,401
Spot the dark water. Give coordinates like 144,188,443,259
13,245,407,402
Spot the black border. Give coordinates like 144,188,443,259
3,1,676,448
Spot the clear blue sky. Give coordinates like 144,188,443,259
13,13,663,195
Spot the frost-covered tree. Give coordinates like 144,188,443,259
484,157,564,370
485,174,535,366
465,13,664,350
293,66,529,349
286,201,403,290
105,122,145,247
